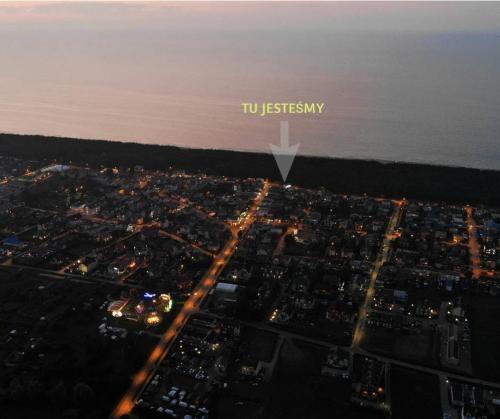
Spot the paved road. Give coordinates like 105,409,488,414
107,193,500,419
214,310,500,392
465,205,483,279
353,346,500,390
351,200,404,348
236,313,500,392
0,262,140,288
158,228,215,257
110,181,270,419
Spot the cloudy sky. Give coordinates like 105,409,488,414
1,2,500,169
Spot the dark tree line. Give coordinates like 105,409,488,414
1,133,499,205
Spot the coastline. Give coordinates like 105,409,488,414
1,132,499,205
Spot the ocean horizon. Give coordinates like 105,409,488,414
1,3,500,170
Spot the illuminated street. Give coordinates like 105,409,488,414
3,4,500,419
465,205,482,279
111,181,269,419
351,200,405,348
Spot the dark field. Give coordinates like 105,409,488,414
468,294,500,381
265,339,385,419
390,366,441,419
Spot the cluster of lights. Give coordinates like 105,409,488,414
145,313,161,326
111,310,123,318
159,293,173,312
269,309,279,322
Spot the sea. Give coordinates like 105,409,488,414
1,4,499,170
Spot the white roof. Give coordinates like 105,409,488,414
41,164,70,173
216,282,238,293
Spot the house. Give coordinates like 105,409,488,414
3,235,23,248
214,282,238,304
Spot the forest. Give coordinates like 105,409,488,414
1,133,499,206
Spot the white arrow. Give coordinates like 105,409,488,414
270,121,300,183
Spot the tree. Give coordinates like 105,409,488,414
73,383,95,410
61,408,79,419
9,377,25,404
49,380,68,408
25,378,44,405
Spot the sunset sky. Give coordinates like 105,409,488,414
1,2,500,169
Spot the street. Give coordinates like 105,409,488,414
110,180,270,419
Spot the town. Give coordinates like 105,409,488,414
1,154,500,419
